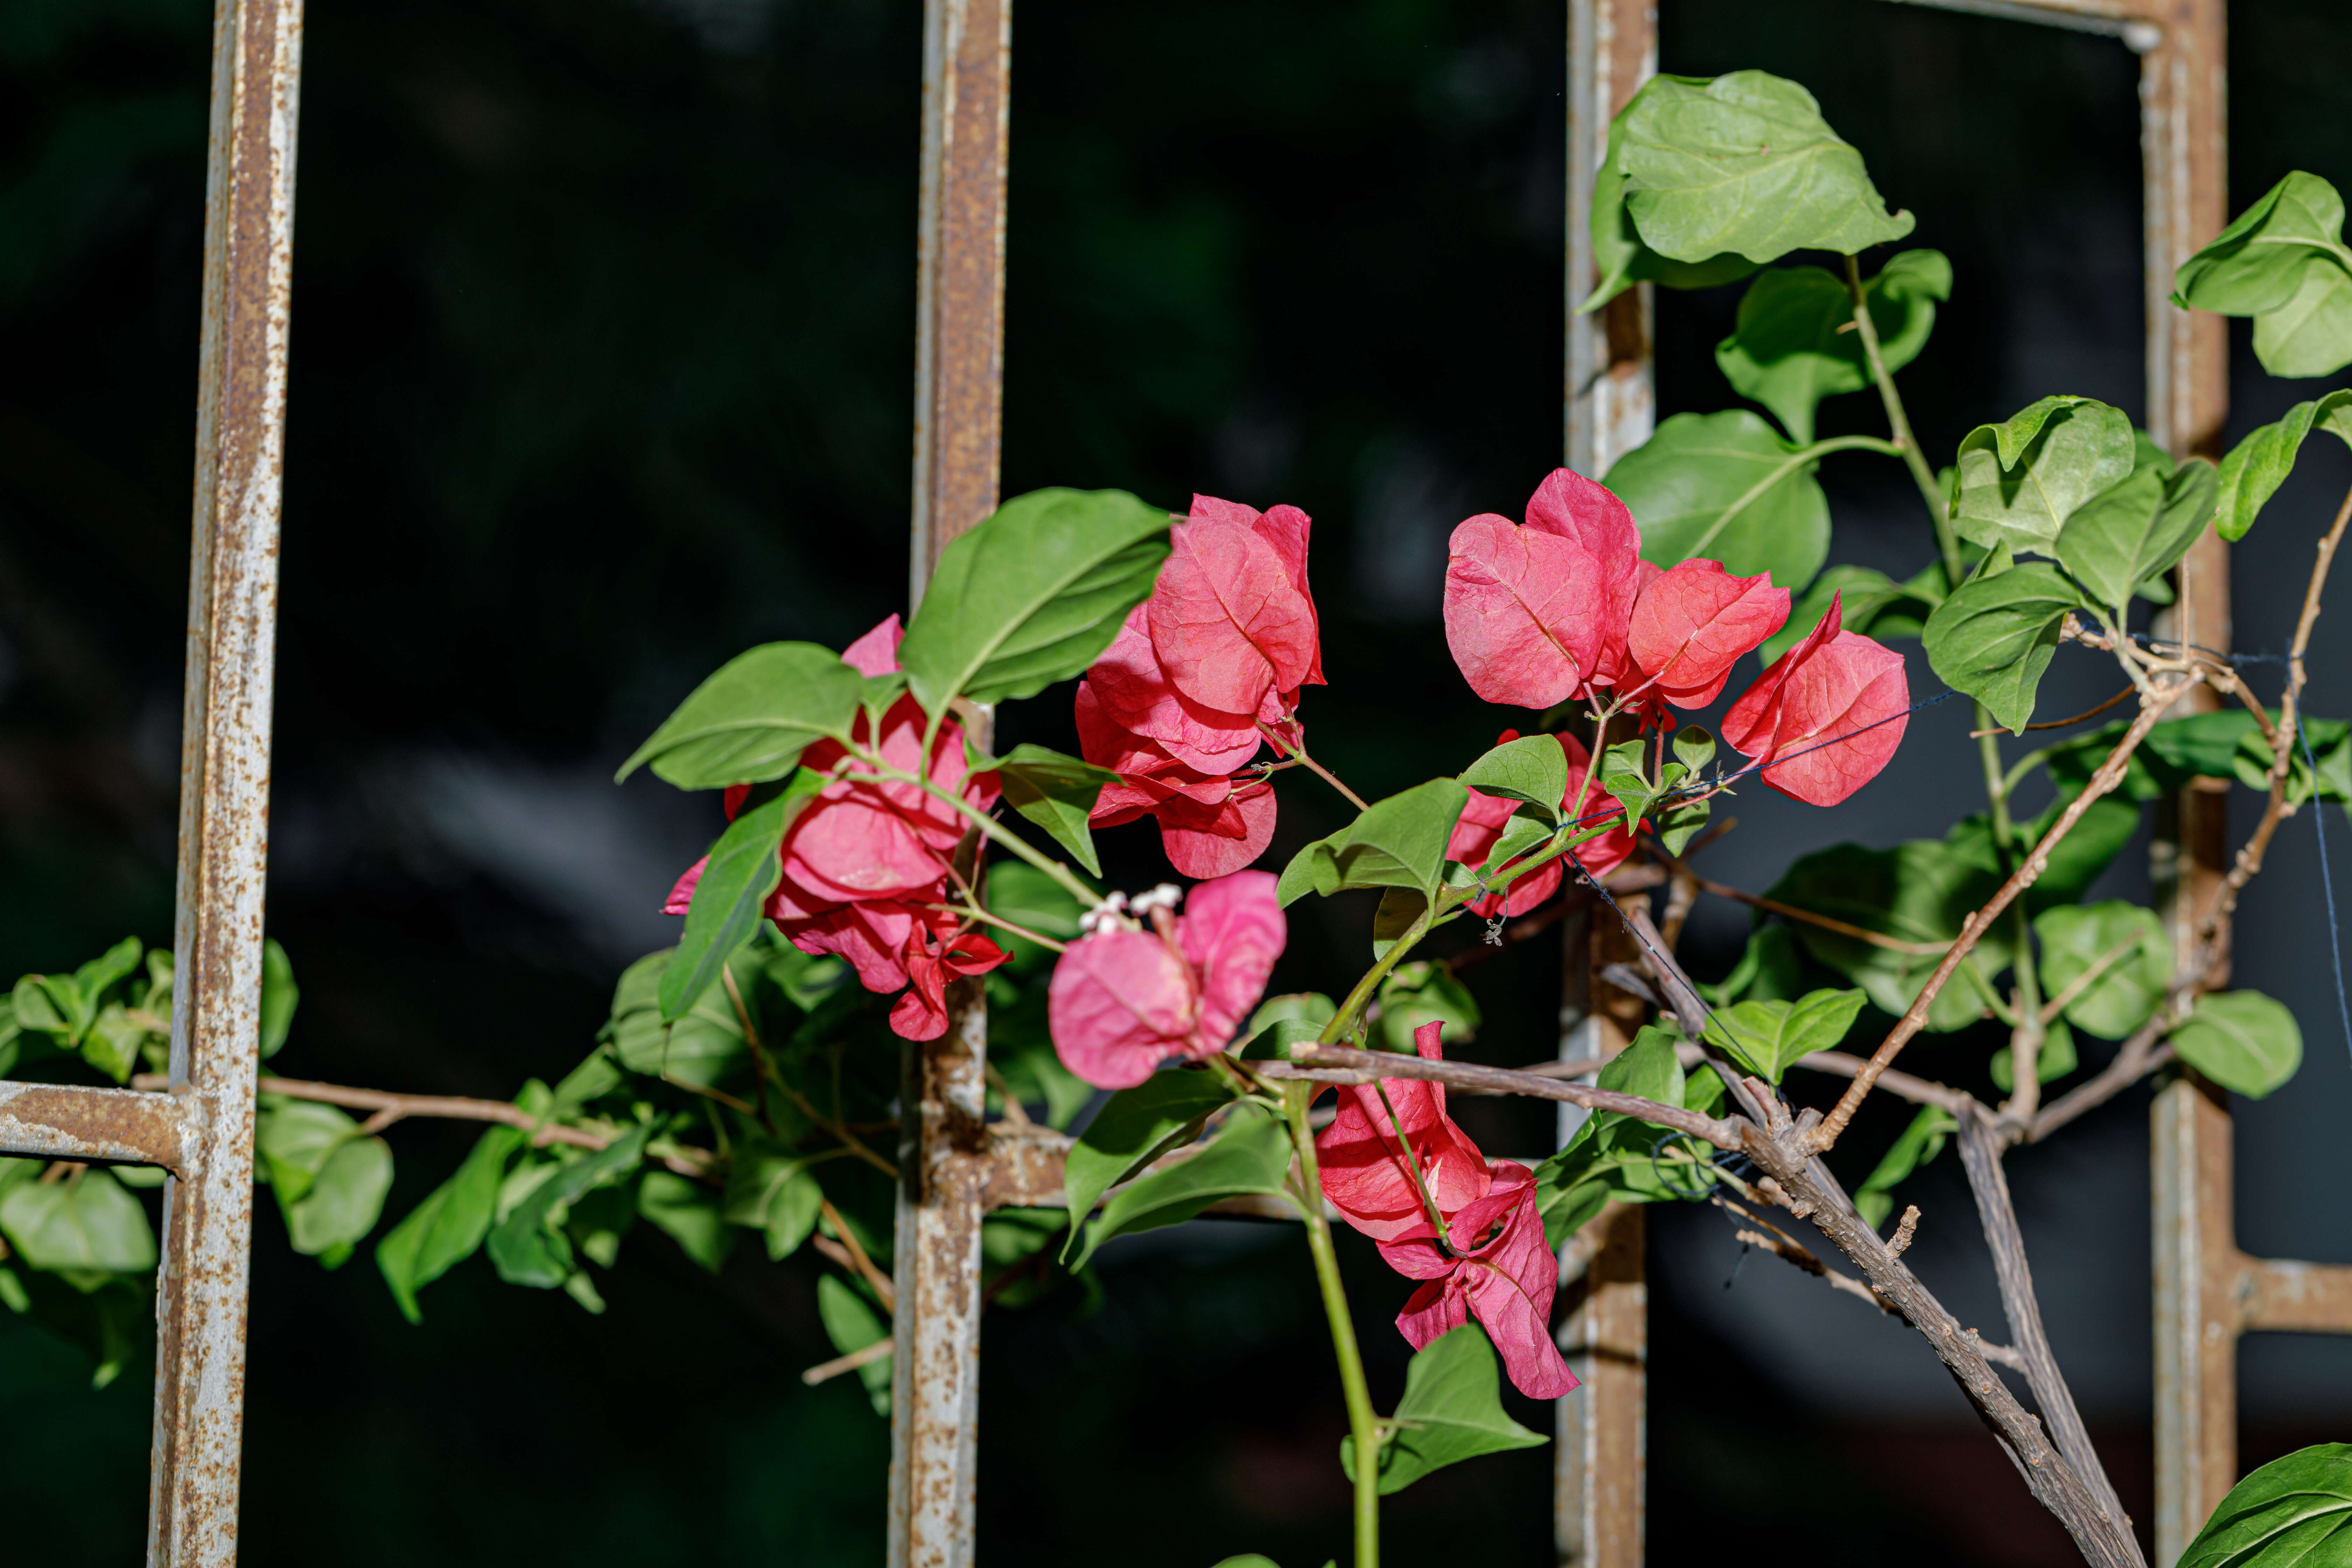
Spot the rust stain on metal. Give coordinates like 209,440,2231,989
144,0,302,1561
0,1083,191,1172
907,0,1013,603
891,3,1012,1564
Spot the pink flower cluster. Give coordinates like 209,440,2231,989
1445,469,1907,807
1044,871,1284,1090
663,616,1009,1042
1317,1022,1577,1399
1075,497,1324,878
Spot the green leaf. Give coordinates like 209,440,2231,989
0,1167,155,1274
1339,1325,1547,1494
982,743,1118,877
2172,990,2303,1099
2034,902,2171,1040
1061,1070,1240,1258
2177,1441,2352,1568
1765,841,2005,1034
724,1142,827,1260
661,775,818,1022
2213,390,2352,541
1704,988,1865,1084
617,642,864,789
2055,454,2218,612
1581,77,1762,312
638,1169,735,1273
258,937,298,1058
1854,1104,1955,1231
1701,924,1811,1007
1672,726,1717,775
1603,410,1830,588
1376,962,1481,1052
1714,252,1949,442
1616,70,1914,265
11,974,80,1042
282,1133,394,1264
2174,172,2352,379
1460,734,1569,818
1236,993,1337,1056
375,1124,524,1324
1764,564,1929,664
2235,717,2352,806
256,1098,363,1203
899,487,1172,714
1369,887,1428,962
1535,1025,1718,1233
1952,397,2138,558
79,1004,145,1084
610,949,751,1088
986,860,1091,977
485,1122,654,1289
815,1273,893,1417
1070,1104,1296,1270
1277,778,1470,906
1596,736,1665,839
1990,1016,2079,1095
1922,559,2083,733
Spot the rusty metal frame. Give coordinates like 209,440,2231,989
0,0,300,1562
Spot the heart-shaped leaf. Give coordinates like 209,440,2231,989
618,642,864,789
2174,172,2352,379
1340,1325,1548,1494
2033,902,2170,1041
1617,71,1914,266
2214,389,2352,541
1460,734,1569,819
1952,397,2137,558
2172,990,2303,1099
1069,1104,1296,1270
1604,410,1830,588
2055,454,2218,612
1703,987,1865,1083
1278,778,1470,906
1922,558,2083,734
899,487,1172,714
1715,251,1950,443
2178,1442,2352,1568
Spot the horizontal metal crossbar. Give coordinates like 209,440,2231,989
0,1080,191,1172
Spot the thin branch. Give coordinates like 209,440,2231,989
1777,1049,1974,1116
2027,1015,2176,1142
817,1196,896,1315
1646,843,1950,955
189,1073,613,1152
1712,1192,1898,1318
1814,686,2187,1153
1627,910,2143,1567
2189,476,2352,978
1257,722,1371,811
1970,685,2136,737
1956,1107,2134,1534
1267,1046,1742,1148
920,900,1067,954
802,1336,893,1386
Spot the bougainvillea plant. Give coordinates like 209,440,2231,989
7,66,2352,1568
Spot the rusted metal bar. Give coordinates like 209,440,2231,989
890,4,1011,1565
0,1081,191,1171
1562,5,1657,1555
145,0,303,1561
1563,0,1657,482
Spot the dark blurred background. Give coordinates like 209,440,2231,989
5,0,2351,1563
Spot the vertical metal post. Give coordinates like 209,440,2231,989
1561,6,1657,1562
148,0,303,1562
890,2,1010,1564
2136,5,2232,1562
1563,0,1657,482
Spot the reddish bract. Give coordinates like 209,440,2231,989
1084,606,1267,776
1148,497,1323,716
1446,730,1634,917
1442,514,1610,709
1625,559,1789,709
659,616,1009,1041
1315,1021,1493,1242
1046,871,1285,1089
1384,1161,1578,1399
1524,468,1651,691
1316,1021,1579,1400
1722,594,1910,806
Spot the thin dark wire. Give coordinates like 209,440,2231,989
2298,724,2352,1064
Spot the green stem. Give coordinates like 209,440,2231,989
1261,724,1372,813
1284,1082,1381,1568
1681,434,1905,562
858,755,1101,909
1844,253,1956,578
